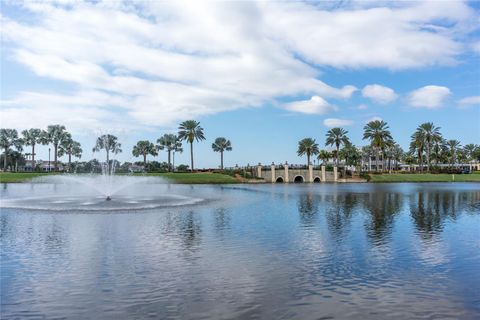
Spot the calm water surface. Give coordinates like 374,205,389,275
1,182,479,319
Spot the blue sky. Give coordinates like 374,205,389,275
1,0,479,168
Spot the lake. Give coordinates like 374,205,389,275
1,182,479,319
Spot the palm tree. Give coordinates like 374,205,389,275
58,134,82,172
417,122,442,171
211,137,232,169
0,129,22,170
446,139,461,167
326,128,350,167
463,144,479,162
157,134,182,171
317,149,331,165
132,140,158,165
21,128,43,170
297,138,319,166
178,120,205,171
41,125,69,171
172,139,183,172
410,130,425,171
92,134,122,173
363,120,392,172
339,142,361,173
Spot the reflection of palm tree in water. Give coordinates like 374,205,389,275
214,208,231,236
362,191,402,245
298,193,318,226
325,193,358,241
410,191,471,239
179,211,202,251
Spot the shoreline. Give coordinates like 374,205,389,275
1,172,480,184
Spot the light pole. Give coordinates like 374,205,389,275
48,148,51,172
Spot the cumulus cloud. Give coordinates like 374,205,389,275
323,118,353,128
361,84,398,104
457,96,480,108
0,1,477,130
407,85,451,109
283,96,337,115
357,104,368,110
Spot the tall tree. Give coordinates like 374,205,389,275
326,128,350,167
363,120,392,172
41,125,69,171
93,134,122,173
0,129,22,170
297,138,319,166
446,139,461,167
410,130,425,171
417,122,442,172
211,137,232,170
132,140,158,165
463,144,479,162
58,134,82,172
21,128,43,170
317,150,331,165
178,120,205,171
157,134,182,171
339,142,361,170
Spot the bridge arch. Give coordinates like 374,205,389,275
275,176,284,183
293,175,304,183
313,177,321,183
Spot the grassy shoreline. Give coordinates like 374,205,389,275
368,173,480,183
1,172,479,184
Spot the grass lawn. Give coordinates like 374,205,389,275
0,172,239,184
142,172,239,184
0,172,56,183
369,173,480,183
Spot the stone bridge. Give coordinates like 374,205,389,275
255,163,339,183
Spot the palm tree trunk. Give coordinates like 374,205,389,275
32,144,35,171
172,152,175,172
336,145,339,167
143,154,147,165
4,147,7,170
221,151,224,170
307,152,311,167
54,144,58,171
376,148,379,172
168,150,171,172
426,144,430,172
190,142,194,171
68,153,72,172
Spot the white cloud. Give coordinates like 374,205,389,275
358,104,368,110
407,85,451,109
323,118,353,128
457,96,480,107
472,41,480,55
361,84,398,104
0,1,477,130
283,96,337,115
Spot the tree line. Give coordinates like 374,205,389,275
0,120,233,172
297,120,480,172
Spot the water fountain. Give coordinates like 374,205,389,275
0,135,204,212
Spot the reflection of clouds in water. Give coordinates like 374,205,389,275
414,238,450,267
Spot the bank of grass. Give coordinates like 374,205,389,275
0,172,56,183
369,173,480,183
136,172,239,184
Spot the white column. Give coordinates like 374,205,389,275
321,165,326,182
257,163,262,178
284,162,289,183
308,164,313,183
271,162,276,183
333,166,338,182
